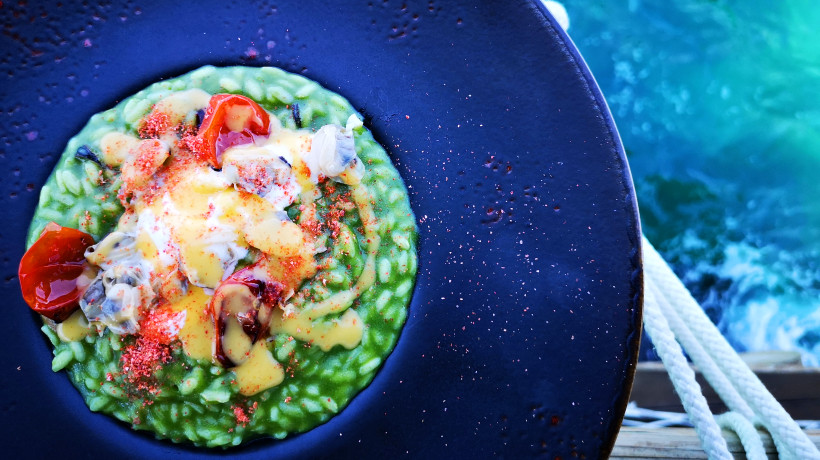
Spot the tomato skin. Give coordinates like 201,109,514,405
210,264,284,367
196,94,271,168
19,222,95,322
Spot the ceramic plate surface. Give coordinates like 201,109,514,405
0,1,641,457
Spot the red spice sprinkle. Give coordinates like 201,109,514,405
181,133,207,158
236,162,273,194
139,109,171,139
284,396,292,404
141,308,185,344
177,123,197,138
232,405,251,427
285,350,299,377
117,187,129,207
120,337,171,394
300,215,322,237
119,309,182,394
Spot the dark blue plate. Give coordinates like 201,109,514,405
0,1,641,458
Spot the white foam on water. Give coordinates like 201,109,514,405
706,240,820,366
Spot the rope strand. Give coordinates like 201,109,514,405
643,279,732,459
715,412,766,460
641,236,820,459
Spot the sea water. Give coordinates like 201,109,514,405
557,1,820,365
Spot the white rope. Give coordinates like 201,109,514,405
754,417,793,459
643,275,733,459
655,281,754,419
642,236,820,459
716,412,767,460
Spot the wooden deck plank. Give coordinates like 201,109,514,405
612,427,820,459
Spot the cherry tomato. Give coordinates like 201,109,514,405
19,222,95,322
210,264,284,367
195,94,271,168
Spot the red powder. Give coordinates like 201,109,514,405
139,109,171,139
284,348,299,378
118,309,183,394
181,133,208,158
141,308,185,344
294,161,311,182
232,405,251,427
317,187,351,239
236,162,272,195
233,405,250,426
119,337,171,394
117,186,130,207
324,201,346,239
299,215,322,237
232,401,257,428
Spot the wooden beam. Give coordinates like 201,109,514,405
630,355,820,419
611,427,820,459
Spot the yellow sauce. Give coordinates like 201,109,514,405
166,287,214,361
99,132,140,167
56,309,92,342
134,226,161,267
270,307,363,352
222,318,254,365
233,340,284,396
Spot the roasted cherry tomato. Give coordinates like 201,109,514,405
19,222,95,322
196,94,271,168
210,264,284,367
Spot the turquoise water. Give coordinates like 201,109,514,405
559,1,820,364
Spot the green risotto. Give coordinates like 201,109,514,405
26,66,417,447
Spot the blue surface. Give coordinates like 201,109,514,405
0,1,641,457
